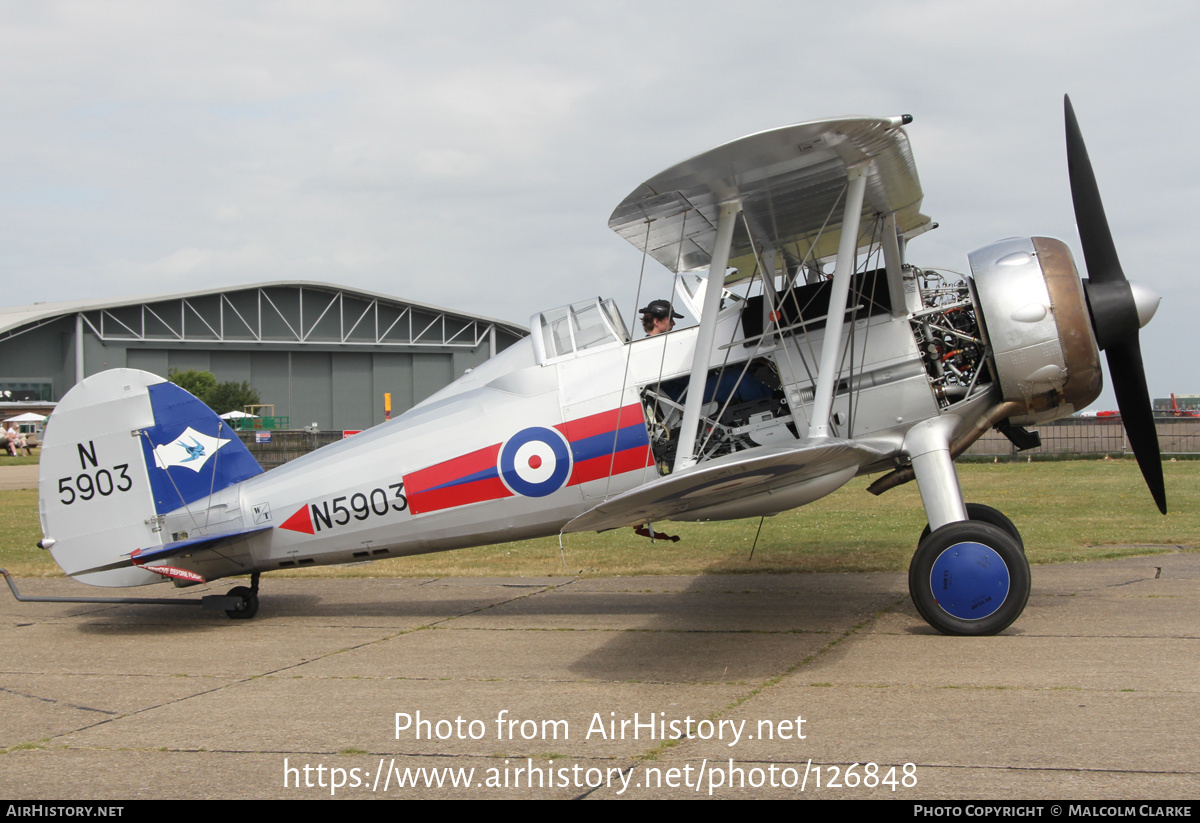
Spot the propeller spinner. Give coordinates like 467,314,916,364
1065,94,1166,514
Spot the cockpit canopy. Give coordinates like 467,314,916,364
531,298,629,365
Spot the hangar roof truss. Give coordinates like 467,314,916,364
1,283,523,350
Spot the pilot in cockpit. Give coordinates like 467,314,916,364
640,300,683,336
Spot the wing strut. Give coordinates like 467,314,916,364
809,164,869,439
760,247,779,347
881,212,910,318
674,199,743,472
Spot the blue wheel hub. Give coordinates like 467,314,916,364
929,541,1010,620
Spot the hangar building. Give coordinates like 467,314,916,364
0,282,526,431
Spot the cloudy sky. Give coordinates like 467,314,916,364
1,1,1195,409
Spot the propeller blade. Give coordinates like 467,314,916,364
1065,95,1124,285
1106,338,1167,514
1064,94,1166,514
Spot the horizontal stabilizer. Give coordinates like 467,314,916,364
564,440,877,533
68,524,274,578
132,525,273,564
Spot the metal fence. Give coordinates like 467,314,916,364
236,430,344,471
964,418,1200,459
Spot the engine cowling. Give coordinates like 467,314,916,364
968,236,1102,426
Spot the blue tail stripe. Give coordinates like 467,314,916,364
139,383,263,514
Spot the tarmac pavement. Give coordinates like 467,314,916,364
0,463,37,491
1,550,1197,799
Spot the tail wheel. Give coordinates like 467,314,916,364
919,502,1024,551
225,585,259,620
909,521,1030,636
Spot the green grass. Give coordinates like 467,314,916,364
0,489,46,576
2,460,1195,579
0,454,40,466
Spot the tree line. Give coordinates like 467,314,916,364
167,369,262,414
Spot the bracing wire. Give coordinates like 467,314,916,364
604,219,655,500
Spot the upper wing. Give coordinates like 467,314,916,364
609,116,930,283
563,439,880,533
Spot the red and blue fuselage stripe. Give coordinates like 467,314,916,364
561,414,654,486
405,404,652,515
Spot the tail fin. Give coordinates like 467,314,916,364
38,369,263,587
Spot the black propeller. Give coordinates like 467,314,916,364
1065,94,1166,514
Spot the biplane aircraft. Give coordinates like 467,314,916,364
31,96,1165,635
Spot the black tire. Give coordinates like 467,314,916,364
919,503,1024,550
225,585,259,620
909,521,1030,636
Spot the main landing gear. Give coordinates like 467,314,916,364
909,517,1030,636
224,572,260,620
903,424,1030,635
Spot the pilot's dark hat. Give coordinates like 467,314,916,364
639,299,683,320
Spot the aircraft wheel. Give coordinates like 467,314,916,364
909,521,1029,636
919,503,1024,551
225,585,259,620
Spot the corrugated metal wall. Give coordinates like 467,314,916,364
0,285,524,431
120,347,474,430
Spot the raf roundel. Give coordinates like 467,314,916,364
498,427,572,498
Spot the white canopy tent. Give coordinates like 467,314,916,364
4,413,47,423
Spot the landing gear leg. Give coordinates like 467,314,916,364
909,442,967,530
224,572,260,620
